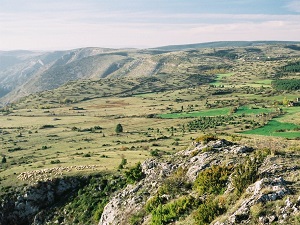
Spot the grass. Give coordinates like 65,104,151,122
255,79,273,85
235,106,274,115
242,120,300,139
211,73,234,86
158,107,230,119
159,105,275,119
1,43,300,191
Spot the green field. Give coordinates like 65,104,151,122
159,105,275,119
243,120,300,138
211,73,234,86
158,107,230,118
235,106,274,115
1,43,300,191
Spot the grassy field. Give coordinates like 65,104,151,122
235,106,275,115
1,44,300,191
211,73,234,86
159,105,277,119
243,120,300,138
1,87,299,190
159,107,230,118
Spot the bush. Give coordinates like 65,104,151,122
194,165,233,195
115,123,123,133
1,156,6,163
60,174,127,225
118,157,127,169
232,151,266,196
50,159,61,164
195,134,218,144
158,167,190,196
129,210,146,225
150,149,160,157
125,162,145,184
40,124,55,129
150,196,201,225
193,198,226,225
8,147,23,152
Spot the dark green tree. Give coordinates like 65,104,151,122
115,123,123,133
2,156,6,163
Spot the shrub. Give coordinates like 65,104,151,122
232,151,266,196
61,174,127,225
150,149,160,157
8,147,23,152
195,134,218,144
125,162,145,184
50,159,61,164
129,210,146,225
1,156,6,163
115,123,123,133
40,124,55,129
151,195,201,225
118,157,127,169
158,167,190,196
193,198,226,225
194,165,233,195
201,146,213,152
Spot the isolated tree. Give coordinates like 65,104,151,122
2,156,6,163
115,123,123,133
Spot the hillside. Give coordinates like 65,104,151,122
0,42,300,225
1,41,300,105
0,138,299,224
153,41,300,51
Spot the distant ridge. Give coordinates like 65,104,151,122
1,41,300,105
153,41,300,51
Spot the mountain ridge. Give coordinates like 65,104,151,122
1,41,300,105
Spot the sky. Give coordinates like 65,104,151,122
0,0,300,50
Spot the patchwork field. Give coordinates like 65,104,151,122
1,44,300,194
243,120,300,138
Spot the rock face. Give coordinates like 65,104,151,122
0,177,85,225
99,139,300,225
222,177,290,224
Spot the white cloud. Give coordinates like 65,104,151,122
286,0,300,13
0,6,299,50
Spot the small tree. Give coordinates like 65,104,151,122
2,156,6,163
115,123,123,133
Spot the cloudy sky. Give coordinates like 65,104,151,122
0,0,300,50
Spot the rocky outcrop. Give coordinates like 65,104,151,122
2,139,298,225
99,139,253,224
219,177,290,224
99,139,299,225
0,177,86,225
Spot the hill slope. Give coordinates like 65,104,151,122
98,139,300,225
153,40,300,51
1,41,300,105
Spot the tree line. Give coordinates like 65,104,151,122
271,79,300,90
